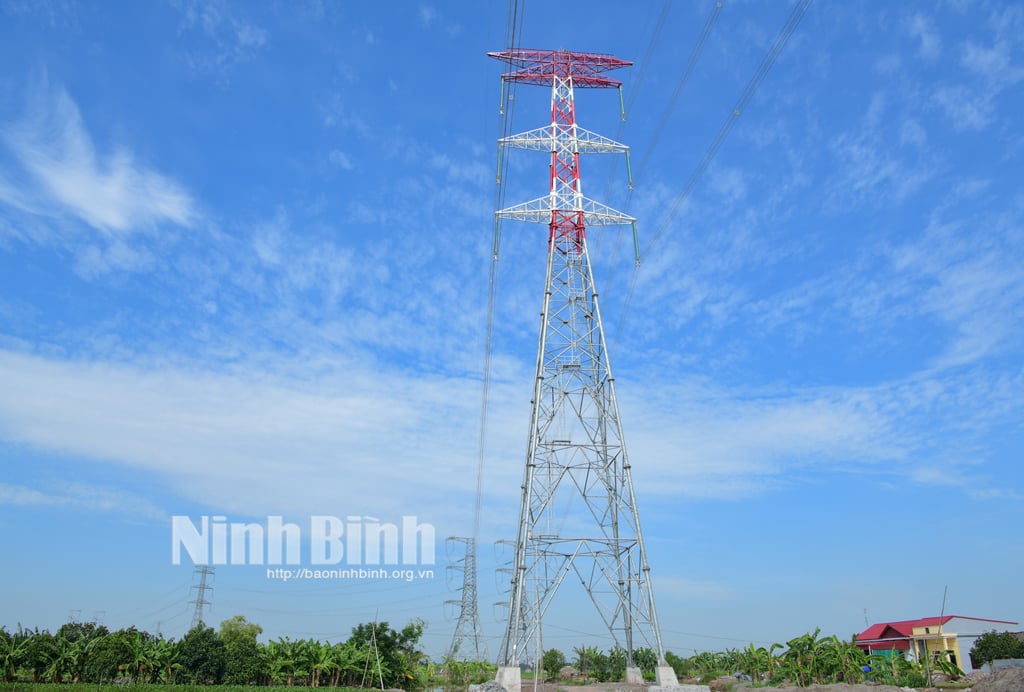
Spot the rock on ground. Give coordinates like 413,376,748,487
469,681,509,692
970,667,1024,692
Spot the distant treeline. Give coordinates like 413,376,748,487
6,618,1010,688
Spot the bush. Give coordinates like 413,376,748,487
970,630,1024,669
541,648,565,680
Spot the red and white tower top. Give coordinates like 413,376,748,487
491,49,636,254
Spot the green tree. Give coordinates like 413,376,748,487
778,628,830,686
262,638,295,686
220,615,263,685
970,630,1024,669
178,625,227,684
347,620,425,690
664,650,689,680
868,649,926,687
0,628,31,682
810,635,868,684
606,645,628,681
329,640,369,687
589,649,611,681
306,639,339,688
21,629,55,682
56,622,108,683
149,637,181,684
116,629,155,683
541,648,565,680
43,633,77,683
632,647,658,678
736,643,774,684
573,645,600,682
82,628,136,683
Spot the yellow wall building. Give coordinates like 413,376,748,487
856,615,1018,673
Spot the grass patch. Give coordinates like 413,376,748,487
0,686,368,692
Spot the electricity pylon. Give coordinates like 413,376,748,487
446,537,487,661
489,49,678,691
189,565,214,630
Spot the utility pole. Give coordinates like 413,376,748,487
489,49,678,692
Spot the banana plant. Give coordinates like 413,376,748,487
817,634,868,683
933,650,965,681
736,642,779,684
42,634,77,683
777,628,830,685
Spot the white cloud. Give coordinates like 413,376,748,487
172,0,270,80
826,93,937,206
932,26,1023,131
622,382,902,500
5,335,1004,535
0,348,493,527
887,215,1024,368
418,5,437,28
936,86,994,131
899,119,927,147
1,82,196,235
908,13,941,60
75,238,155,278
236,22,267,49
0,481,165,519
328,149,354,170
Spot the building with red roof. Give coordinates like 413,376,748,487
855,615,1019,673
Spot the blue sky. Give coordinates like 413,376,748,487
1,0,1022,660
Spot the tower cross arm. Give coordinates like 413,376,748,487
501,125,629,154
488,49,631,88
496,195,635,227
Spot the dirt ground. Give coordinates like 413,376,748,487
508,666,1024,692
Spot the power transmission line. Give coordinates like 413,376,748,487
614,0,813,346
647,0,814,254
605,0,728,321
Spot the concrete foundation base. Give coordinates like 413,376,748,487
624,666,644,684
495,665,521,692
655,665,679,687
646,664,709,692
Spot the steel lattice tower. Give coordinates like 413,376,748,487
446,537,487,661
189,565,214,630
490,49,678,691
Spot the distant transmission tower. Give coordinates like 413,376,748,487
446,537,487,661
489,49,678,691
189,565,214,630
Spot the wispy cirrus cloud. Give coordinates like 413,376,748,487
826,92,937,208
0,347,495,526
0,81,197,236
171,0,268,81
908,12,942,61
931,12,1024,132
417,5,437,29
0,481,165,519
